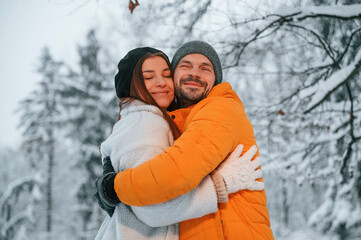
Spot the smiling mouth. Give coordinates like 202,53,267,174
183,82,202,87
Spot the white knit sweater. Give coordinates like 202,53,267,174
95,100,218,240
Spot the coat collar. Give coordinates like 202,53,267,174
207,82,232,98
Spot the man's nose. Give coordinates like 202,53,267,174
189,67,200,77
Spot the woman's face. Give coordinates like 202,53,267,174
142,56,174,109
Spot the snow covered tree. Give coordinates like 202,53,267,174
60,29,118,237
0,174,42,240
17,47,67,238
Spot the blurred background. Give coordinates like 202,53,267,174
1,0,360,239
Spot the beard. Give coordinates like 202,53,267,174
175,75,209,106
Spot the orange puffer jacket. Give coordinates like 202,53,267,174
114,82,274,240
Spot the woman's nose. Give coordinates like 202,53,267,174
155,76,167,87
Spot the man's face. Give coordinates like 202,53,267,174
174,54,216,107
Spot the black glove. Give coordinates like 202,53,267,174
95,156,121,217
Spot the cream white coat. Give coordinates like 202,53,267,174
95,100,217,240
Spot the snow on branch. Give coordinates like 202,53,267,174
0,175,41,208
303,49,361,113
0,174,42,238
273,4,361,20
1,208,33,237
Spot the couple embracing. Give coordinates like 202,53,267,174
95,41,274,240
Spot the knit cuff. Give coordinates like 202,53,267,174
210,170,228,203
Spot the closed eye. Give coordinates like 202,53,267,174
179,64,191,68
201,67,211,72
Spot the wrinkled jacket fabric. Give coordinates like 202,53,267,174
114,82,274,240
96,100,217,240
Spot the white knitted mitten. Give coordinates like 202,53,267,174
213,145,264,202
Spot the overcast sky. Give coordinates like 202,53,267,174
0,0,109,148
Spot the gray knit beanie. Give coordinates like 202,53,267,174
171,41,222,85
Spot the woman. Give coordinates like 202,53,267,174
95,47,261,239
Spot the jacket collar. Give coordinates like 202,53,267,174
207,82,243,106
207,82,232,98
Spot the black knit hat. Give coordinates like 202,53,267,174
171,41,222,85
114,47,165,98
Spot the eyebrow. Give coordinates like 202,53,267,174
179,60,192,65
179,60,213,68
200,62,213,68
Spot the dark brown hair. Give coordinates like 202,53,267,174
118,52,181,140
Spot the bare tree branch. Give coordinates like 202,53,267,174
180,0,212,42
336,27,361,65
285,23,338,66
226,7,360,66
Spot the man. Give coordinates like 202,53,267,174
97,41,274,239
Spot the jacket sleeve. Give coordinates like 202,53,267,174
114,98,247,206
107,108,218,225
132,175,217,227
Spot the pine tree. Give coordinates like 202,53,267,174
60,29,117,237
17,47,66,237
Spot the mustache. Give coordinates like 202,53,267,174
180,75,206,87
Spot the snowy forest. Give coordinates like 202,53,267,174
1,0,361,239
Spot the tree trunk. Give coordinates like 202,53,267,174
46,138,54,233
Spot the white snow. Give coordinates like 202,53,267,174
274,4,361,18
302,4,361,18
331,198,352,230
